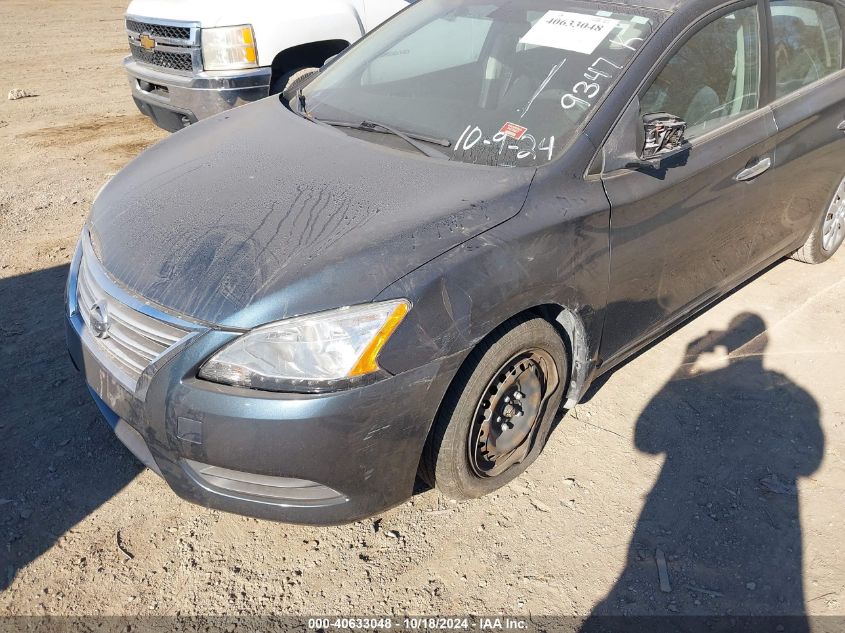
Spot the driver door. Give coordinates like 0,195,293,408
599,2,778,361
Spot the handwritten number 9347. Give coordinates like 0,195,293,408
560,36,643,111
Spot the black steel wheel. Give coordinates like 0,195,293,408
468,349,558,478
421,316,567,500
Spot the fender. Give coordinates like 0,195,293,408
554,307,591,408
374,136,611,408
250,2,366,66
377,257,598,407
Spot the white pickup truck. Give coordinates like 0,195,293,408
123,0,411,131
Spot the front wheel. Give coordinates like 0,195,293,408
421,316,567,500
791,174,845,264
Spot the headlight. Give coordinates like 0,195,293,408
201,25,258,71
198,300,410,391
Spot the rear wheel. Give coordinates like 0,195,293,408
791,174,845,264
421,316,567,499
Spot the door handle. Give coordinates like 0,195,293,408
735,157,772,182
838,120,845,131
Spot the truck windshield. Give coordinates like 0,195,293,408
300,0,661,166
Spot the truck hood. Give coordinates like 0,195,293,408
89,98,535,328
125,0,250,27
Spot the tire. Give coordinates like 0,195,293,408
270,66,320,96
791,173,845,264
421,316,568,500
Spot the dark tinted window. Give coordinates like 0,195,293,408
641,6,760,139
772,0,843,97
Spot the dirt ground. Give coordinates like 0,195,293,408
1,0,844,625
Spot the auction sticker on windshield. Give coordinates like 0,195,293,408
499,122,528,140
519,11,619,54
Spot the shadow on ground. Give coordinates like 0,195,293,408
581,312,823,632
0,264,142,592
0,265,827,631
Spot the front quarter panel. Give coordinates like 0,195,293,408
376,135,610,402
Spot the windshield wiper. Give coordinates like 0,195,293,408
289,92,450,160
319,119,451,160
289,89,329,127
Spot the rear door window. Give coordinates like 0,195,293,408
771,0,843,97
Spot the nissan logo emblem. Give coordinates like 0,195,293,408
89,300,111,339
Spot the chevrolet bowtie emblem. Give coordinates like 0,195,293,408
139,33,156,52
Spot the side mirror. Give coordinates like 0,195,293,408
600,103,689,174
641,113,687,159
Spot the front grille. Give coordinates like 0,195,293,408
126,17,198,74
76,253,191,388
126,19,191,41
129,43,193,72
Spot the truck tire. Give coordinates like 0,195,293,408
271,67,320,96
421,316,567,500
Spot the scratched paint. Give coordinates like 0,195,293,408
89,97,535,328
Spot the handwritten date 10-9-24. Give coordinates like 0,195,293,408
454,125,555,163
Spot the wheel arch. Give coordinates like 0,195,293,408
415,303,590,485
530,303,592,408
378,287,598,414
269,39,350,89
429,301,592,441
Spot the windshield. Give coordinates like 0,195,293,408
300,0,661,167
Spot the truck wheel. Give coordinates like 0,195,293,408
421,316,567,500
271,67,320,95
791,173,845,264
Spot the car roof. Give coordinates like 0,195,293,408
599,0,704,14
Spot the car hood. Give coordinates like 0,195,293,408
89,98,535,329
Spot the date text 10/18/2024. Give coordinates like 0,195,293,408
307,617,530,630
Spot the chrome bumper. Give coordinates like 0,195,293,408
124,57,272,131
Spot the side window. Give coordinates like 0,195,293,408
641,6,761,139
771,0,843,97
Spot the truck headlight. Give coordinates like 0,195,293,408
201,25,258,71
198,300,410,391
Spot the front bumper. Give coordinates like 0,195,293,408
125,57,272,132
65,244,463,525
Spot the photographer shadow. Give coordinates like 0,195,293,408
582,312,823,632
0,264,142,593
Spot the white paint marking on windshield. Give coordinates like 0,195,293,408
521,56,567,119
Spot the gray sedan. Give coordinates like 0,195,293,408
66,0,845,524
